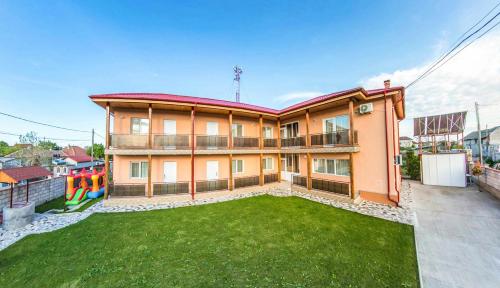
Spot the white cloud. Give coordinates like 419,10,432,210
360,31,500,138
275,91,324,103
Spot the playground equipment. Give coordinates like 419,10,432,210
66,168,105,206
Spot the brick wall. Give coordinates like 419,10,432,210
0,177,66,211
478,167,500,200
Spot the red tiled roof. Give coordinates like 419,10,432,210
89,86,405,115
62,146,88,157
66,155,93,163
0,166,51,183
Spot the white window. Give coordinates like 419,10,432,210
263,127,273,139
232,159,244,174
313,158,349,176
130,161,148,178
131,118,149,134
263,157,273,170
323,115,349,133
232,123,244,137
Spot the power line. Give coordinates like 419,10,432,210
0,111,92,133
406,7,500,89
0,131,90,142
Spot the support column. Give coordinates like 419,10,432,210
190,107,195,200
26,180,29,203
305,110,310,147
259,115,263,149
349,100,354,144
104,102,110,199
307,153,312,190
349,153,355,199
277,118,282,182
259,153,264,186
228,111,233,149
148,104,153,198
148,154,152,198
229,154,233,191
10,183,14,208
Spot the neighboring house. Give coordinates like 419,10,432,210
0,157,21,170
52,155,104,177
90,81,405,206
62,146,88,158
464,126,500,161
399,136,414,148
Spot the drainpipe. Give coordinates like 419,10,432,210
383,80,399,207
391,105,401,203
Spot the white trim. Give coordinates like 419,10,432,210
263,126,273,139
130,161,148,179
263,157,274,170
232,159,244,174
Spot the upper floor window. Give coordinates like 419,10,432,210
323,115,349,133
263,127,273,139
232,123,244,137
131,118,149,134
280,122,299,139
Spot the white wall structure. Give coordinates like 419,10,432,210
421,153,466,187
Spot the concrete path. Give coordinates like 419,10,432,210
411,181,500,288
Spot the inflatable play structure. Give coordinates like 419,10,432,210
66,168,105,206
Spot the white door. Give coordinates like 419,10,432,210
206,161,219,180
207,122,218,135
163,162,177,183
164,120,176,134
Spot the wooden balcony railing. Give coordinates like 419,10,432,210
153,135,190,149
196,179,228,192
263,138,278,148
234,175,260,188
233,136,259,148
310,130,351,146
109,183,146,197
311,178,350,195
281,136,306,148
292,175,307,187
110,134,148,149
153,182,190,195
196,135,228,149
264,173,279,184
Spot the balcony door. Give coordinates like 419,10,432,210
163,120,176,149
280,122,299,139
280,153,299,181
207,122,218,135
163,161,177,183
323,115,349,145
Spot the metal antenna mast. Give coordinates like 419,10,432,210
233,65,243,102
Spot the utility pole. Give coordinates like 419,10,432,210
475,102,483,165
233,65,243,102
91,128,95,170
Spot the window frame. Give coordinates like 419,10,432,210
263,157,274,170
232,123,244,137
130,161,148,179
130,117,149,135
313,158,350,176
232,159,244,174
322,115,349,133
263,126,273,139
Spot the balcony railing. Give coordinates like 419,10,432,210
264,173,279,184
153,182,190,195
196,179,228,192
234,175,260,188
263,138,278,148
153,134,190,149
233,136,259,148
196,135,228,149
109,183,146,197
310,130,351,146
110,134,148,149
311,178,350,196
292,175,307,187
281,136,306,148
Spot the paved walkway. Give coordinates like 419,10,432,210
411,181,500,288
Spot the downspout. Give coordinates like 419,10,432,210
391,104,401,203
383,82,399,207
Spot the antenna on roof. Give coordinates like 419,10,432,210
233,65,243,102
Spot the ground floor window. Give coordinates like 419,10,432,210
263,157,273,170
232,159,244,174
130,161,148,178
281,154,299,173
313,158,349,176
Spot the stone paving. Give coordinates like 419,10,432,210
1,183,414,251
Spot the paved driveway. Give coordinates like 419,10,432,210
411,181,500,288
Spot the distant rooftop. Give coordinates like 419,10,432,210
464,126,500,141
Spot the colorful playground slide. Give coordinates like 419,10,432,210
65,168,105,206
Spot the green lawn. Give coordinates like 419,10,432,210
0,195,419,287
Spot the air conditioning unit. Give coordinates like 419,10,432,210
394,155,403,165
359,103,373,114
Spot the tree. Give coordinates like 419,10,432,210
405,150,421,180
38,140,60,150
0,140,20,156
86,143,105,159
19,131,39,145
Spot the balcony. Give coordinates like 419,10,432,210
263,138,278,148
281,136,306,148
234,175,260,188
310,130,351,146
292,175,307,187
153,134,190,149
264,173,279,184
196,135,228,149
110,134,148,149
233,136,259,148
311,178,350,196
109,183,146,197
153,182,190,195
196,179,229,192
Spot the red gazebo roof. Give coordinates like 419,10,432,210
0,166,52,184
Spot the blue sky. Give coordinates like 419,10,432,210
0,0,498,146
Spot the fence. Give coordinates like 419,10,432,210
478,167,500,199
0,177,66,211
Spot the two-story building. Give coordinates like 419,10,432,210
90,80,405,206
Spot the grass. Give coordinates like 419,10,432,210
35,196,103,213
0,195,419,287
